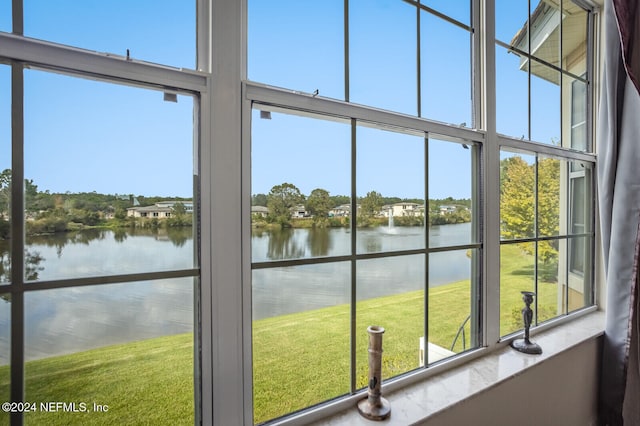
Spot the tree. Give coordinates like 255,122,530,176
359,191,383,219
266,183,305,227
306,188,332,227
500,156,560,265
252,193,268,206
500,156,535,240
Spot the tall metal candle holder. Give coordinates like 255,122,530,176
510,291,542,355
357,325,391,420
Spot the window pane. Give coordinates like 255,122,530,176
0,294,9,426
496,0,528,45
421,12,472,126
500,242,535,336
562,3,588,75
0,1,9,32
537,156,564,238
24,70,196,281
496,45,529,140
356,126,425,254
421,0,470,25
356,255,424,384
251,110,351,261
531,64,560,145
24,1,195,69
349,0,417,115
24,279,194,424
252,263,350,424
500,151,535,240
429,138,473,247
0,66,9,284
529,1,560,68
429,249,477,362
565,75,588,152
568,236,593,311
248,0,344,99
537,239,566,323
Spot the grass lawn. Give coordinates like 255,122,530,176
0,334,194,425
0,245,568,425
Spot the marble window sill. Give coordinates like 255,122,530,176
315,311,605,426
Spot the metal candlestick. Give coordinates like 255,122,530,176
510,291,542,355
357,325,391,420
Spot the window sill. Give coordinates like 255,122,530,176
314,311,605,425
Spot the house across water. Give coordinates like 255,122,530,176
127,201,193,218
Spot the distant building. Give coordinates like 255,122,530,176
290,204,309,219
329,204,358,217
439,205,458,215
251,206,268,217
127,201,193,218
383,202,423,217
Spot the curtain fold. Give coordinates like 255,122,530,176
598,0,640,424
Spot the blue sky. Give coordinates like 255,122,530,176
1,1,562,200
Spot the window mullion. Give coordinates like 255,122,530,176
481,0,501,348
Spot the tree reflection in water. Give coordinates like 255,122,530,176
0,227,195,288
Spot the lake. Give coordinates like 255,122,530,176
0,223,473,362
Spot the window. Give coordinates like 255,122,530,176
23,1,196,69
1,4,202,423
250,106,481,423
248,0,595,423
2,1,598,425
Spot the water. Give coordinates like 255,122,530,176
252,223,474,319
0,223,473,362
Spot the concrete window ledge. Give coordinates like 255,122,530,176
317,311,605,426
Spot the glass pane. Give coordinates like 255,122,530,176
568,236,592,311
421,12,472,126
537,156,564,238
356,255,424,385
24,1,195,69
500,151,535,240
562,2,588,75
429,138,473,247
0,66,9,284
24,70,195,281
0,1,9,33
251,110,351,261
496,44,529,140
356,126,425,254
500,242,535,336
421,0,470,25
537,239,565,323
0,294,9,426
495,0,528,45
428,249,477,362
529,1,560,67
564,75,588,152
349,0,417,115
531,64,560,145
248,0,344,99
252,263,350,424
24,279,194,424
570,161,593,233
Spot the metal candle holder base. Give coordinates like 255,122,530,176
511,291,542,355
357,325,391,421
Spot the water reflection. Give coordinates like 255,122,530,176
25,227,195,281
266,228,304,260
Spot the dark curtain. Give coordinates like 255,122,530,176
598,0,640,424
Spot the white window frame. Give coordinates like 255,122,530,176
240,0,598,424
0,0,601,424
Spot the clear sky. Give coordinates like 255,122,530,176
1,1,562,200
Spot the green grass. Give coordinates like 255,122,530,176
0,245,567,425
0,333,194,425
